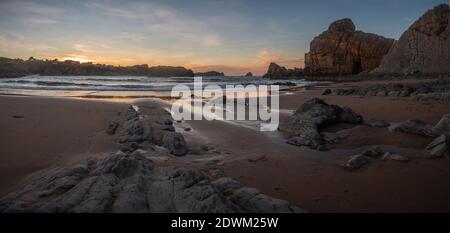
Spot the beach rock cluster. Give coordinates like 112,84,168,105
0,103,304,213
390,120,435,137
387,114,450,158
304,18,394,75
0,150,304,213
262,62,304,79
343,146,409,171
279,98,362,149
374,4,450,75
322,79,450,101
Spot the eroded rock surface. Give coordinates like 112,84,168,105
305,18,394,75
279,98,362,149
374,4,450,75
0,103,303,213
390,120,435,137
0,151,304,213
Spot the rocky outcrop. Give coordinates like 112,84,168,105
244,72,253,77
262,63,304,79
324,79,450,101
390,120,435,137
119,105,188,156
279,98,362,149
0,57,31,78
304,18,394,75
194,71,225,77
0,151,304,213
374,4,450,75
148,66,194,77
0,57,195,78
0,102,304,213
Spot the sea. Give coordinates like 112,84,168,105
0,75,320,98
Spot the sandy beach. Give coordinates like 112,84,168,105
0,96,128,195
1,78,449,212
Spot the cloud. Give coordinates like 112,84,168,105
0,32,57,56
256,49,304,68
88,1,223,48
1,1,63,25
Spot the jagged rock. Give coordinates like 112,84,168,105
390,120,435,137
382,152,410,162
343,155,369,171
244,72,253,77
262,63,304,79
280,98,362,149
432,114,450,136
362,146,383,158
363,118,390,127
0,152,304,213
426,134,448,158
304,18,394,75
157,132,188,156
374,4,450,75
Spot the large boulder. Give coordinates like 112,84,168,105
305,18,394,75
374,4,450,75
279,98,362,149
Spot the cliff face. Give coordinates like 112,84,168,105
262,62,304,79
305,18,395,75
0,57,195,78
374,4,450,75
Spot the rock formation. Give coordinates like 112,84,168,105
323,79,450,101
0,57,31,78
244,72,253,77
0,57,195,78
0,102,303,213
304,18,395,75
262,62,304,79
194,71,225,77
0,150,305,213
374,4,450,75
279,98,362,149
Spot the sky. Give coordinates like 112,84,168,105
0,0,448,75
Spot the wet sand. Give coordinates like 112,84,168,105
1,78,450,212
0,95,128,195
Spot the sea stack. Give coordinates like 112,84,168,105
262,62,304,79
374,4,450,75
304,18,394,75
